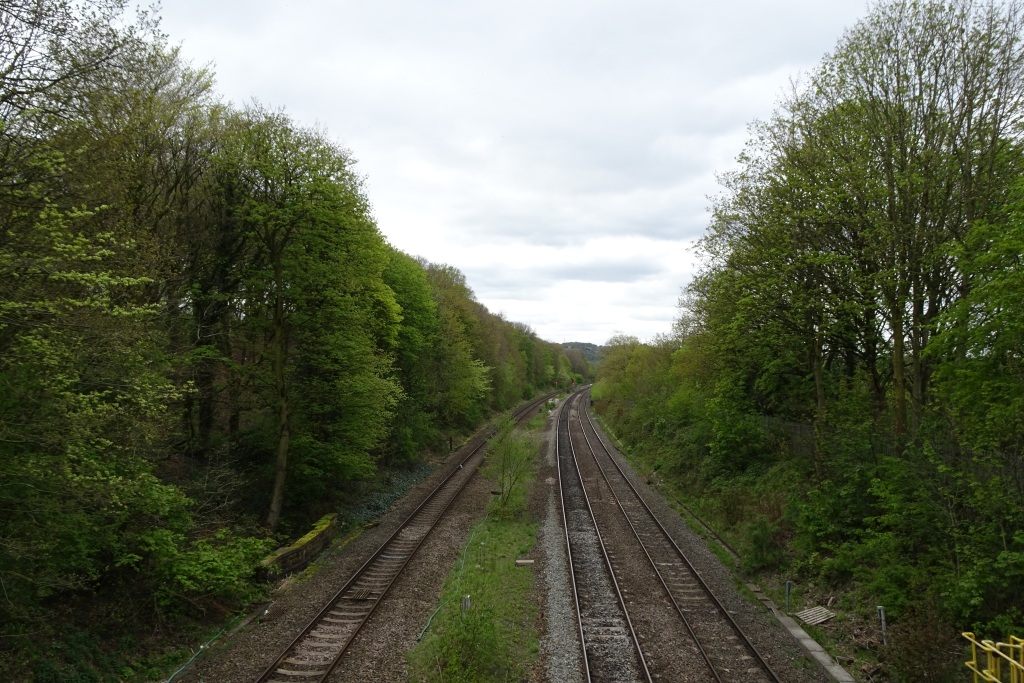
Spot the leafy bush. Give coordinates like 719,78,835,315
483,418,539,518
418,606,506,682
140,528,274,611
741,517,786,574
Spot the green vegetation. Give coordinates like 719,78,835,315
0,2,591,679
594,1,1024,680
407,424,541,682
483,418,541,511
563,341,603,369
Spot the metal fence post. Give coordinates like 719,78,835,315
877,605,888,647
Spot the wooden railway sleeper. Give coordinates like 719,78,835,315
284,655,332,665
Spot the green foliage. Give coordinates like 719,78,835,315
740,518,786,574
931,181,1024,457
417,606,506,683
595,3,1024,677
706,398,770,476
407,480,539,682
483,417,539,517
145,528,275,608
0,0,593,677
382,249,444,462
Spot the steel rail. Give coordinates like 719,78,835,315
578,392,783,683
573,402,723,682
587,408,741,560
556,392,590,682
557,390,652,683
254,392,555,683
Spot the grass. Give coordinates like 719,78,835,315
707,538,737,570
525,410,547,431
406,425,541,682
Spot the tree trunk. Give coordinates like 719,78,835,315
892,307,907,439
266,274,289,531
811,328,826,479
909,292,926,434
197,357,215,455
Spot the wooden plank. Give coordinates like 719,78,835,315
795,606,836,625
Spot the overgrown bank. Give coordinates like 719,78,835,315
0,2,591,680
595,1,1024,681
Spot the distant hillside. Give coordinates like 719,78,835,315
563,342,604,365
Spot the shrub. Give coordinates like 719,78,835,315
483,418,538,518
741,517,786,574
140,528,274,612
884,602,962,683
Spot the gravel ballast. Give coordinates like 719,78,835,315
577,399,834,683
534,401,585,682
175,396,841,681
175,431,497,683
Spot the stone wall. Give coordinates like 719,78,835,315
260,513,339,581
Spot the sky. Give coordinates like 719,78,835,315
147,0,871,345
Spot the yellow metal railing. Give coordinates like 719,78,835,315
964,632,1024,682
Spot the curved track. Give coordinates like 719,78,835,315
557,390,651,682
571,389,782,682
255,393,554,683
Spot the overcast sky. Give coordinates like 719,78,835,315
149,0,871,345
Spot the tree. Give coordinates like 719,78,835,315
698,0,1024,440
932,174,1024,456
213,107,403,530
0,0,201,634
382,248,443,461
424,262,492,429
673,0,1024,655
812,0,1024,435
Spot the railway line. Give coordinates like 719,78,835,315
253,393,553,683
557,389,651,681
228,388,819,683
558,388,782,682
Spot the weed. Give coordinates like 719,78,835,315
407,421,541,682
483,418,540,518
707,539,736,569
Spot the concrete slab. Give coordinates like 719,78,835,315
746,582,855,682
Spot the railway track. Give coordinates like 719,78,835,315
569,389,782,682
557,390,651,682
254,393,554,683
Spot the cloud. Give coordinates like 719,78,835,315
147,0,870,344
